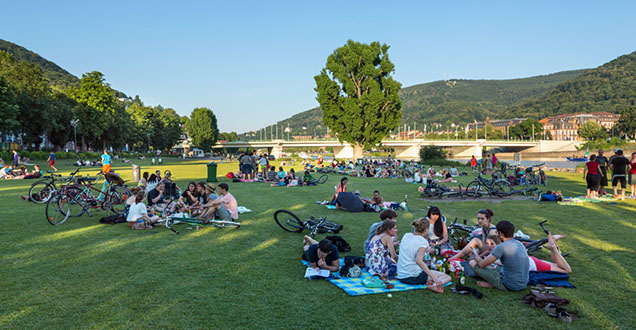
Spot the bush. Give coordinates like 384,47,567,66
419,146,447,162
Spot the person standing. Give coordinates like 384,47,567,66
47,151,57,172
609,149,630,201
583,154,602,198
101,149,112,173
596,149,609,197
12,150,19,167
629,152,636,199
470,155,477,172
491,153,498,168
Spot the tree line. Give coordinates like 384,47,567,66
0,50,225,153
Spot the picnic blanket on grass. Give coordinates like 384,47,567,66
302,258,451,296
558,196,617,206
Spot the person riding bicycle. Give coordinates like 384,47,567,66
302,236,340,272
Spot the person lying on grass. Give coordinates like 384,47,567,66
461,232,572,274
426,206,453,254
199,183,238,223
366,220,399,277
303,236,340,272
449,209,498,260
363,209,399,252
9,164,42,180
127,190,160,229
359,190,384,207
469,220,529,291
397,218,451,293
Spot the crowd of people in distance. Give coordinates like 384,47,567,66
305,207,572,294
583,148,636,200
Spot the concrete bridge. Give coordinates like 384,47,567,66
212,139,583,159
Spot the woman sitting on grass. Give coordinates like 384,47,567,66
10,165,42,180
426,206,453,253
366,219,399,277
450,209,497,260
138,172,149,189
178,181,200,214
127,190,160,229
397,218,451,293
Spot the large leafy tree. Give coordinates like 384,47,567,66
509,118,543,140
67,71,119,149
0,76,19,132
578,121,607,140
616,106,636,139
186,107,218,152
314,40,402,155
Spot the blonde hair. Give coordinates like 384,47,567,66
411,217,429,234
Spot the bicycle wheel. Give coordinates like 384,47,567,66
465,181,482,198
65,187,88,217
106,186,131,215
274,209,304,232
29,181,54,204
491,181,512,197
46,192,71,225
316,174,328,184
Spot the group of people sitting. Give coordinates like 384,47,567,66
0,164,43,180
304,207,571,294
412,165,459,184
125,180,239,229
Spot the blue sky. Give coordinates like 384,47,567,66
1,1,635,132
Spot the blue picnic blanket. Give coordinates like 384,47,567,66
302,258,451,296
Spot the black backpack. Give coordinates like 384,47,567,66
325,235,351,252
99,214,126,224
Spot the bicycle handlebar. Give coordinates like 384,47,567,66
538,220,549,235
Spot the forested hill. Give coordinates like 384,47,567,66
251,69,586,137
0,39,79,89
507,51,636,118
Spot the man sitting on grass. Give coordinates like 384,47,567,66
469,220,529,291
201,183,238,222
303,236,340,272
360,190,384,207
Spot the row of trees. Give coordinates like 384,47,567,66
0,50,223,152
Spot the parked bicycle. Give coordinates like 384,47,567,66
28,167,83,204
273,210,343,238
447,218,478,249
45,172,131,225
465,173,512,198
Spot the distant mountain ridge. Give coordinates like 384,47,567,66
0,39,128,98
507,51,636,118
252,69,587,138
0,39,79,89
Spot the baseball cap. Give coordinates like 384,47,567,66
614,148,621,153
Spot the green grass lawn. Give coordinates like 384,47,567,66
1,159,635,328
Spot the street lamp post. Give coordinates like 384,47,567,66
147,132,151,152
70,119,79,160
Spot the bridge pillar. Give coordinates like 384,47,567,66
453,144,482,158
269,145,283,159
333,145,354,159
393,144,421,160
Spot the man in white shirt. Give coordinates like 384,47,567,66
204,183,238,222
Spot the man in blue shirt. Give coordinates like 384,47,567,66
469,220,529,291
101,149,112,173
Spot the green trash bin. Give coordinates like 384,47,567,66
207,161,218,182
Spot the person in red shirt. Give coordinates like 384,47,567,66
583,154,603,198
629,152,636,199
470,155,477,172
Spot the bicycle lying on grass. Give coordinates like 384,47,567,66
310,174,328,185
274,210,343,238
419,181,464,199
155,202,241,234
